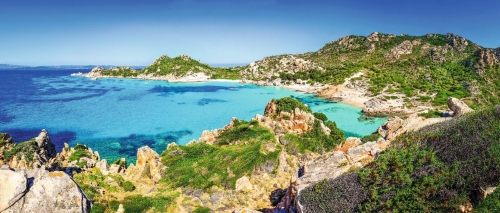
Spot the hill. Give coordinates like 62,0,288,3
298,105,500,212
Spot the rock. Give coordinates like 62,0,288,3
494,105,500,118
479,186,497,200
0,169,27,212
125,146,166,182
2,168,91,213
235,176,252,191
96,159,110,175
108,158,127,174
385,40,413,61
35,130,57,162
233,208,262,213
377,114,422,141
447,97,473,116
116,204,125,213
334,137,362,152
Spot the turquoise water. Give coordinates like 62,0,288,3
0,70,386,163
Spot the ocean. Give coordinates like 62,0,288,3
0,69,387,162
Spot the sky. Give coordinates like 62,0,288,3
1,0,499,66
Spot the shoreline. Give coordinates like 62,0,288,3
72,72,368,109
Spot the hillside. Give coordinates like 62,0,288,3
238,32,500,109
298,105,500,212
82,32,500,111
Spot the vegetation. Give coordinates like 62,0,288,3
2,138,38,161
272,97,312,115
122,181,135,192
475,186,500,212
360,133,381,142
419,110,444,118
300,107,500,212
193,206,211,213
281,120,344,154
161,119,281,189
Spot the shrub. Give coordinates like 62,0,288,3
361,133,381,142
69,149,90,162
193,206,211,213
273,97,311,115
122,181,135,192
313,112,328,122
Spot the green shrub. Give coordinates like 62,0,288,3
69,149,90,162
272,97,312,115
122,181,135,192
419,110,443,118
313,112,328,122
193,206,211,213
361,133,381,142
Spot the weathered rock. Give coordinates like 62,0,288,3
0,169,27,212
125,146,165,182
235,176,253,191
116,204,125,213
108,158,127,174
385,40,413,61
447,97,473,116
1,167,91,213
378,114,422,141
233,208,262,213
96,159,110,175
334,137,361,152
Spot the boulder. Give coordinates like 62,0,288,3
447,97,473,116
378,114,422,141
125,146,165,182
0,169,27,212
385,40,413,60
495,105,500,118
335,137,362,152
235,176,252,191
1,167,91,213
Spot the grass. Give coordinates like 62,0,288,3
299,106,500,212
2,138,38,161
161,120,281,189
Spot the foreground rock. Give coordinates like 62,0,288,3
377,113,423,141
447,97,473,116
125,146,166,182
0,166,91,213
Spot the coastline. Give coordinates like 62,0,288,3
72,72,368,109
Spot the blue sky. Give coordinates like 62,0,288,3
1,0,499,66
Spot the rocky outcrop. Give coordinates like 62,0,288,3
256,101,329,136
378,114,423,141
125,146,166,182
2,130,59,170
447,97,473,116
56,142,100,171
0,166,91,213
198,118,237,144
385,40,413,61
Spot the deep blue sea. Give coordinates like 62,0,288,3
0,69,387,163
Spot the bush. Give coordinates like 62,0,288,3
122,181,135,192
69,149,90,162
361,133,381,142
313,112,328,122
193,206,211,213
282,120,344,154
273,97,312,115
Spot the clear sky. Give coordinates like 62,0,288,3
1,0,499,66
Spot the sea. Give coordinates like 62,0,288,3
0,69,387,163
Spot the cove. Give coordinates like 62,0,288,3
0,70,387,163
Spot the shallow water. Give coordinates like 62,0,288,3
0,70,387,162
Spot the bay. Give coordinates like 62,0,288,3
0,69,387,162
